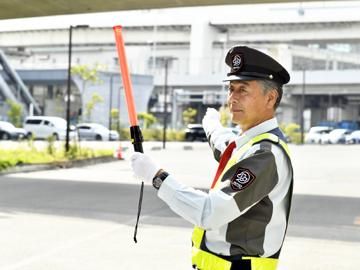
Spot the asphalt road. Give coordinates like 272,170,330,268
0,175,359,242
1,143,360,269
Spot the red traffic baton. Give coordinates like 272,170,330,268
113,25,144,243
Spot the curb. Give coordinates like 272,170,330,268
0,156,119,176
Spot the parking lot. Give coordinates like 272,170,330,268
0,142,359,270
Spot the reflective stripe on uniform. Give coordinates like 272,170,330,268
242,256,278,270
192,226,231,270
214,132,288,189
192,132,289,270
192,227,278,270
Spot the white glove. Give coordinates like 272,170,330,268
202,108,222,135
130,152,162,183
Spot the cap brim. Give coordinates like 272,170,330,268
222,75,259,82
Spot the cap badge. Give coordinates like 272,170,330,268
232,54,243,71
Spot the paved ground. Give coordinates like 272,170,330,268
0,142,359,270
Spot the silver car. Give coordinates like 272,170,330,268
76,123,119,141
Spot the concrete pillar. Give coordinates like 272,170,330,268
273,44,293,73
189,19,217,75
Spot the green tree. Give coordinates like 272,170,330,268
138,112,157,129
111,108,120,130
182,107,197,125
71,64,102,84
85,93,104,121
219,105,231,126
71,64,103,121
6,99,23,127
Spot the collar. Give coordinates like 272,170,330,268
234,118,279,149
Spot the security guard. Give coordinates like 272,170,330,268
131,45,293,270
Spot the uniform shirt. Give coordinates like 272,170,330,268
158,117,293,258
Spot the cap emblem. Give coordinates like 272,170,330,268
232,54,243,71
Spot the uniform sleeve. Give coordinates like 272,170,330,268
157,143,279,230
158,175,241,230
207,127,237,162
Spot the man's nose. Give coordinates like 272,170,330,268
228,92,239,104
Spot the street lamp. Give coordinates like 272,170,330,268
65,24,89,152
300,68,306,144
108,73,114,140
162,56,177,149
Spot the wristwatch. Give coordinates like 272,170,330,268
152,171,169,190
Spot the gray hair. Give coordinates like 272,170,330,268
258,79,283,109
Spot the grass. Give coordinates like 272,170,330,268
0,141,114,172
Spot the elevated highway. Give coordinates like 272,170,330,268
0,1,358,127
0,0,338,20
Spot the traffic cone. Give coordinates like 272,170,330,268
114,144,124,160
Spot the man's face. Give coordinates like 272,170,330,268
227,80,276,131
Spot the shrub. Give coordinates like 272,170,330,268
142,128,163,141
281,123,302,144
119,128,131,141
0,143,113,172
119,127,185,142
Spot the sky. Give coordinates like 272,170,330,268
0,1,360,32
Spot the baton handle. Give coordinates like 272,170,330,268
131,125,144,243
130,126,144,153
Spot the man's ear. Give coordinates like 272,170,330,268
266,89,278,109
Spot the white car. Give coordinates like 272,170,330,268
346,130,360,144
24,116,77,140
321,128,351,144
305,126,333,144
76,123,119,141
0,121,28,140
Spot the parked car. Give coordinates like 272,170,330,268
305,126,333,144
320,128,351,144
346,130,360,144
317,121,338,129
337,120,359,131
184,124,207,142
0,121,28,140
24,116,77,140
76,123,119,141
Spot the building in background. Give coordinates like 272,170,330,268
0,2,360,129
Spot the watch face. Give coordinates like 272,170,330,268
153,177,163,189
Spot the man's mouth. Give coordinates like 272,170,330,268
231,108,243,113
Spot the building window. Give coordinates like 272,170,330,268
147,57,174,70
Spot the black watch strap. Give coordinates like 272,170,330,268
152,171,169,190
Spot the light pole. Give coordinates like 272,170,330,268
65,24,89,152
162,58,169,149
108,74,114,140
162,57,177,149
300,68,306,144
